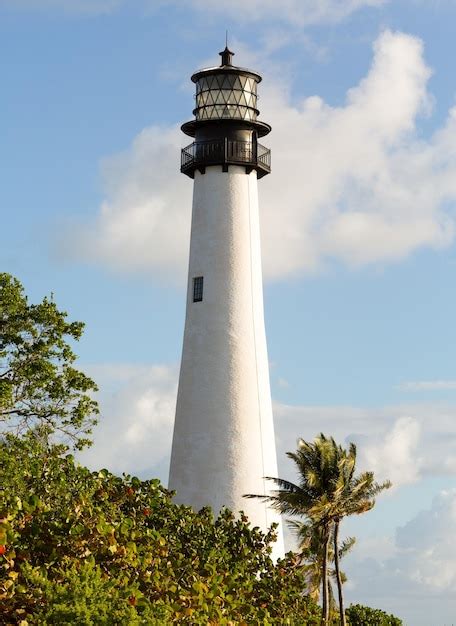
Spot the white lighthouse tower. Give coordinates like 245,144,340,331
169,46,284,556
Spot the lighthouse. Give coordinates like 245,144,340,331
168,46,284,556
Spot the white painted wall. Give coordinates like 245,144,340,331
169,165,284,558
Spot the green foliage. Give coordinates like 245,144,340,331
0,273,98,450
1,435,322,624
346,604,403,625
21,559,170,625
0,279,402,625
275,434,391,528
247,434,392,626
288,519,355,605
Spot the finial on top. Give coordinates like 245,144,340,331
219,43,234,67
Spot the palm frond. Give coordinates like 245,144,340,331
339,536,356,557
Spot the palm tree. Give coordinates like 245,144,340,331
328,443,391,626
245,434,341,624
245,434,391,626
289,519,355,615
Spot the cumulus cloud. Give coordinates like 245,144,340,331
3,0,123,14
395,489,456,590
77,363,178,482
398,379,456,391
274,402,456,485
76,362,456,624
3,0,386,23
79,359,456,489
67,125,191,282
259,29,453,278
160,0,387,26
65,30,456,280
345,490,456,625
359,416,422,486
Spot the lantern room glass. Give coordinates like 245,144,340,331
194,73,259,122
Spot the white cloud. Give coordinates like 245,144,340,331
66,125,191,283
259,29,452,279
398,379,456,391
77,363,178,481
395,489,456,590
274,402,456,485
2,0,123,14
344,489,456,625
3,0,386,23
75,362,456,624
160,0,387,26
359,416,422,486
66,30,456,280
79,359,456,489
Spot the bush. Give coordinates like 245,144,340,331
1,435,321,624
346,603,403,625
21,559,169,625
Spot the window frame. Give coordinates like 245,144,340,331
193,276,204,302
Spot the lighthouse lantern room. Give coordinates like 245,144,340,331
181,46,271,179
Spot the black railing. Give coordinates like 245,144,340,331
181,138,271,178
257,144,270,169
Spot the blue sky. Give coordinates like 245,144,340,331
3,1,456,623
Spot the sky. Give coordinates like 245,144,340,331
2,0,456,623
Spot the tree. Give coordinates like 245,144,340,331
246,434,340,624
1,434,402,624
288,519,355,615
0,273,98,450
346,604,402,626
245,434,391,626
1,434,323,625
325,440,391,626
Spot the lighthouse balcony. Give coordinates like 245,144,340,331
181,139,271,179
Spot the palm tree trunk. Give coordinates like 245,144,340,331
333,519,346,626
321,524,330,625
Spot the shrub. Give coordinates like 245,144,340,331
1,435,321,624
21,559,169,625
346,603,403,625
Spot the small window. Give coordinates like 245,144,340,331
193,276,204,302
